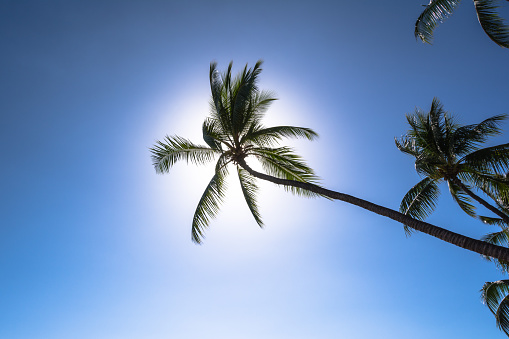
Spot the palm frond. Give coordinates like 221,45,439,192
242,125,318,146
395,135,420,157
209,62,232,135
202,118,224,151
463,171,509,207
250,147,323,197
237,167,263,227
462,143,509,174
399,177,441,235
150,136,219,174
447,180,477,218
474,0,509,48
191,155,230,243
480,216,508,227
483,228,509,245
453,114,507,155
230,61,263,139
415,0,462,44
481,280,509,335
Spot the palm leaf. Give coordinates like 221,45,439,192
203,118,227,150
481,216,508,227
231,61,263,139
237,167,263,227
415,0,462,44
150,136,219,174
474,0,509,48
453,114,507,155
191,156,230,243
250,147,323,198
462,143,509,174
447,180,477,218
242,125,318,146
481,280,509,335
399,177,441,235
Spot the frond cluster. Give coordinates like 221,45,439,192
151,60,320,243
415,0,509,48
396,98,509,226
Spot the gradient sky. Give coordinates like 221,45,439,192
1,1,509,338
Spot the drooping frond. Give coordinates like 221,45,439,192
241,125,318,146
203,118,230,150
415,0,462,44
474,0,509,48
191,155,230,243
453,114,507,155
464,172,509,206
251,147,322,197
395,135,420,157
481,280,509,335
150,136,220,174
399,177,441,236
481,216,508,227
462,143,509,174
447,180,477,218
237,167,263,227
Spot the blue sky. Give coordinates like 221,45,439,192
1,1,509,338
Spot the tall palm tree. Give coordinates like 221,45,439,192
415,0,509,48
151,61,509,262
395,98,509,234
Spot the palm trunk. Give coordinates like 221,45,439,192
450,177,509,224
237,158,509,262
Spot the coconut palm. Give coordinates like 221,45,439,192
151,61,509,262
395,98,509,234
481,279,509,335
415,0,509,48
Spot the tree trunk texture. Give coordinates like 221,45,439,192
238,158,509,262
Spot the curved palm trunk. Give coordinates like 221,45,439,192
450,177,509,224
237,158,509,262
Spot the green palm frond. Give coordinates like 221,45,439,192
483,227,509,245
395,135,420,157
399,177,441,235
429,98,448,155
191,155,230,243
415,0,462,44
242,125,318,146
447,180,477,217
453,114,507,155
462,143,509,174
251,147,322,197
464,172,509,205
474,0,509,48
481,280,509,335
480,216,508,227
150,136,220,174
237,167,263,227
230,61,263,139
209,62,231,135
202,118,226,151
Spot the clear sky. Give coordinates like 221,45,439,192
1,1,508,338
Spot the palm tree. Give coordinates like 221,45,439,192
415,0,509,48
395,98,509,234
481,279,509,336
151,61,509,262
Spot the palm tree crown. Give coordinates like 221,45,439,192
396,98,509,233
150,60,321,243
415,0,509,48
